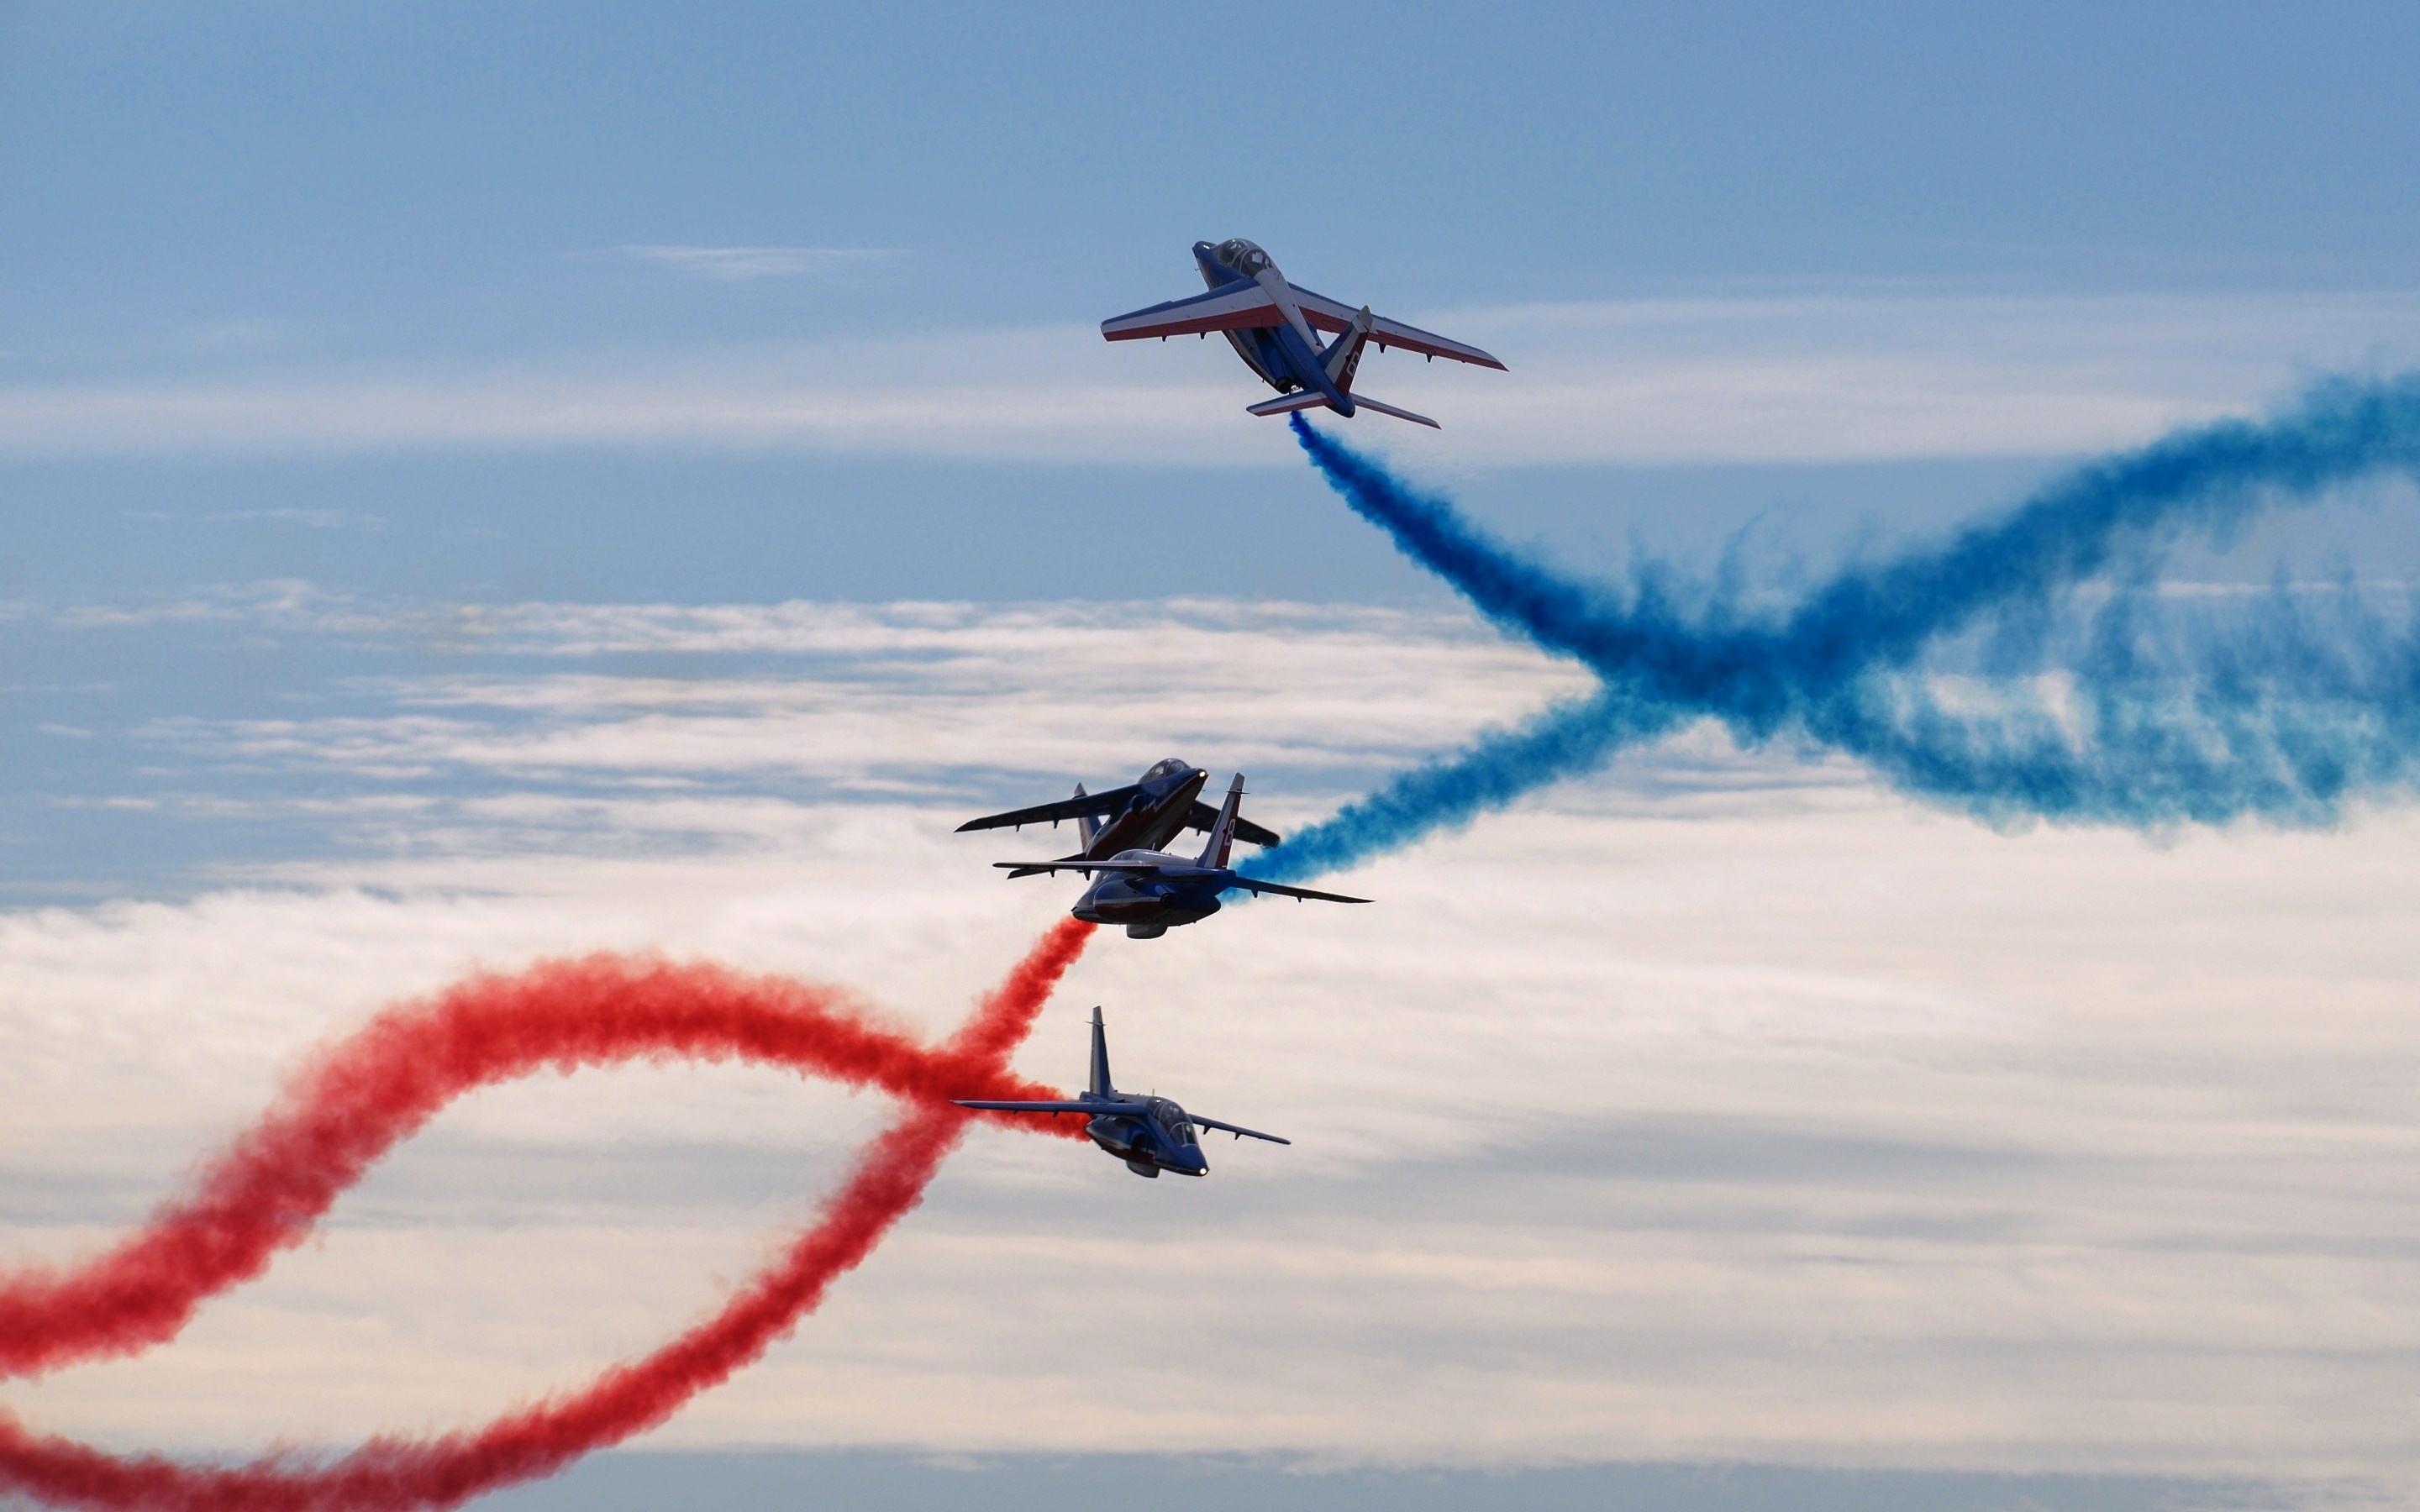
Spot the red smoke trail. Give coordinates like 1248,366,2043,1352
0,917,1095,1512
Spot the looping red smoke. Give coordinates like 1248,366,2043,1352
0,917,1096,1512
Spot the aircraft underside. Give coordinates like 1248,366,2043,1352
1222,328,1290,391
1086,1121,1202,1179
1072,882,1220,937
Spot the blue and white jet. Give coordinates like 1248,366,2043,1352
992,773,1369,938
955,1006,1288,1179
955,757,1281,875
1101,238,1506,429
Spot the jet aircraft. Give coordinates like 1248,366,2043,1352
956,756,1280,876
955,1006,1287,1179
992,772,1368,938
1100,238,1506,429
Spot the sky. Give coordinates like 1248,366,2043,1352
4,4,2420,1510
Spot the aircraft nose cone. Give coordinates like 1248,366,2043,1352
1176,1146,1207,1174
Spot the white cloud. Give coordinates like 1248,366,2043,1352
609,244,897,281
134,600,1587,801
5,290,2417,464
203,507,382,530
6,787,2420,1488
3,597,2419,1498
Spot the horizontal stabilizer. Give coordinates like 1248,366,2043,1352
1342,394,1439,429
1246,390,1334,418
1186,800,1279,848
954,1099,1139,1116
1248,389,1439,429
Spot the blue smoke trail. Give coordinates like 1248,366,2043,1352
1249,375,2420,881
1248,686,1681,885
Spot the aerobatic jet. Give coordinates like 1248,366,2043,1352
991,772,1368,938
1099,238,1506,429
955,1006,1287,1179
956,756,1280,876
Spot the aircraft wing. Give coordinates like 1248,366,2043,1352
1101,282,1284,341
991,859,1218,877
1225,876,1371,904
1184,800,1279,848
1285,283,1507,370
992,860,1364,901
1001,856,1087,879
1187,1114,1290,1145
956,785,1138,833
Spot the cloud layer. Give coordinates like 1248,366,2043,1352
3,588,2417,1500
9,291,2420,464
609,246,896,281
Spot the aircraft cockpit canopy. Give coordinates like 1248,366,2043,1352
1142,758,1192,782
1150,1100,1196,1143
1216,239,1271,276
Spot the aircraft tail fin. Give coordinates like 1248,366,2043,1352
1088,1005,1113,1097
1322,306,1375,394
1196,773,1246,869
1071,783,1098,849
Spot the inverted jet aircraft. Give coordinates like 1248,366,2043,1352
956,757,1280,876
1100,238,1506,429
993,773,1367,938
955,1006,1287,1179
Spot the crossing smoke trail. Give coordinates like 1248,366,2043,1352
0,919,1093,1512
1250,375,2420,881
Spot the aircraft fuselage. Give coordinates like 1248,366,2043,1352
1085,759,1208,859
1100,238,1502,428
1192,239,1341,407
1070,848,1227,937
950,1007,1286,1179
1082,1095,1207,1179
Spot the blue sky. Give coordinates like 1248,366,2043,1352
10,0,2420,356
8,2,2420,610
7,6,2420,1510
